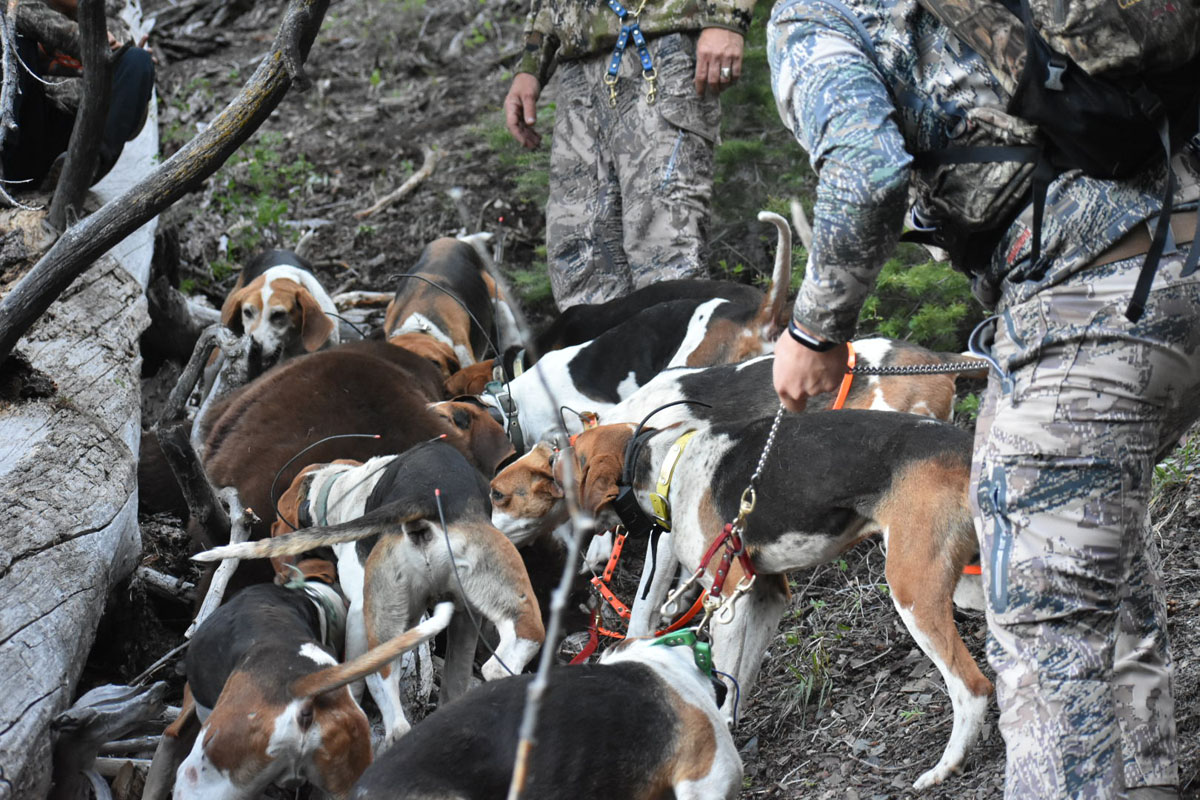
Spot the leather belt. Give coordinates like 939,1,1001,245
1089,210,1198,270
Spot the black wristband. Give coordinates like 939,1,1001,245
787,320,838,352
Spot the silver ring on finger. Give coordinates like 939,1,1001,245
720,65,732,81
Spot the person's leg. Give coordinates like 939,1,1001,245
2,36,73,185
974,248,1200,800
96,45,155,182
546,58,632,310
612,32,716,289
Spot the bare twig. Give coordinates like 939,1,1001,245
130,640,190,686
0,0,332,364
185,489,256,638
157,322,237,427
354,144,439,220
94,757,153,777
47,0,112,230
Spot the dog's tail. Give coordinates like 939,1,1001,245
756,210,793,342
192,495,439,563
292,602,455,698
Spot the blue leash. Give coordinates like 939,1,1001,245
603,0,657,107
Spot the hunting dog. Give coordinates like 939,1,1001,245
384,236,515,368
490,414,993,791
200,340,513,546
220,249,340,372
470,211,794,449
197,441,545,745
488,338,978,549
348,634,742,800
169,572,453,799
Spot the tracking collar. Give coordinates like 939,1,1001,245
612,427,661,539
649,628,714,678
484,368,525,454
285,572,349,654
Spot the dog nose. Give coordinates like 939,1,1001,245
278,775,305,791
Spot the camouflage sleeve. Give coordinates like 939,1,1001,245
15,0,81,59
516,0,559,86
768,0,911,343
699,0,756,36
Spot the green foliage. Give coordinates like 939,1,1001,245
1153,433,1199,495
479,108,553,207
955,392,981,423
855,245,983,351
205,131,321,283
510,245,554,311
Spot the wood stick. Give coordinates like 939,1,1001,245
185,489,256,638
47,0,112,231
0,0,332,364
354,145,438,220
95,757,153,777
98,736,160,755
156,422,228,549
135,566,197,603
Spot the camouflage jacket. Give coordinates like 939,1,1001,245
768,0,1200,342
517,0,756,86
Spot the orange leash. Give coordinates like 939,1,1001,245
830,342,857,411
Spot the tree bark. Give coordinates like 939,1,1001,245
0,0,331,363
46,0,112,231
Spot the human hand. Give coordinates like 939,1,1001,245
504,73,543,149
694,27,744,96
772,325,849,412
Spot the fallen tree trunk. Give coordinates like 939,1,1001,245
0,0,332,363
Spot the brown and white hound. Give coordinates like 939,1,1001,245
348,634,742,800
490,414,993,791
167,563,453,799
219,250,340,371
196,440,544,746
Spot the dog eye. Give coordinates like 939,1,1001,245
270,309,288,325
490,488,506,505
242,306,257,319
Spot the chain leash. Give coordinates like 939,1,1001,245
848,357,988,376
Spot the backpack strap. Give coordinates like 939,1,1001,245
1125,118,1177,322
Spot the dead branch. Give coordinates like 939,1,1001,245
354,145,438,220
332,289,393,310
47,0,112,231
155,422,229,549
158,322,239,427
0,0,332,364
185,489,256,638
98,737,160,756
135,566,197,604
48,683,167,800
94,757,153,777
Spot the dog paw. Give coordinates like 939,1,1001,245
912,760,960,791
481,657,508,682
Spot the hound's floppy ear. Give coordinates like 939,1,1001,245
445,359,496,397
579,453,622,514
220,284,254,334
298,290,335,352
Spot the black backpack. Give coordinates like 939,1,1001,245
908,0,1200,319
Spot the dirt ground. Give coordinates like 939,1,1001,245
92,0,1200,796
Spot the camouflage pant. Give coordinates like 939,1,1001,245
971,243,1200,799
547,32,718,310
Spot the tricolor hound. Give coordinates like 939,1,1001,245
348,633,742,800
196,440,545,745
474,211,794,449
169,575,453,799
493,414,993,791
